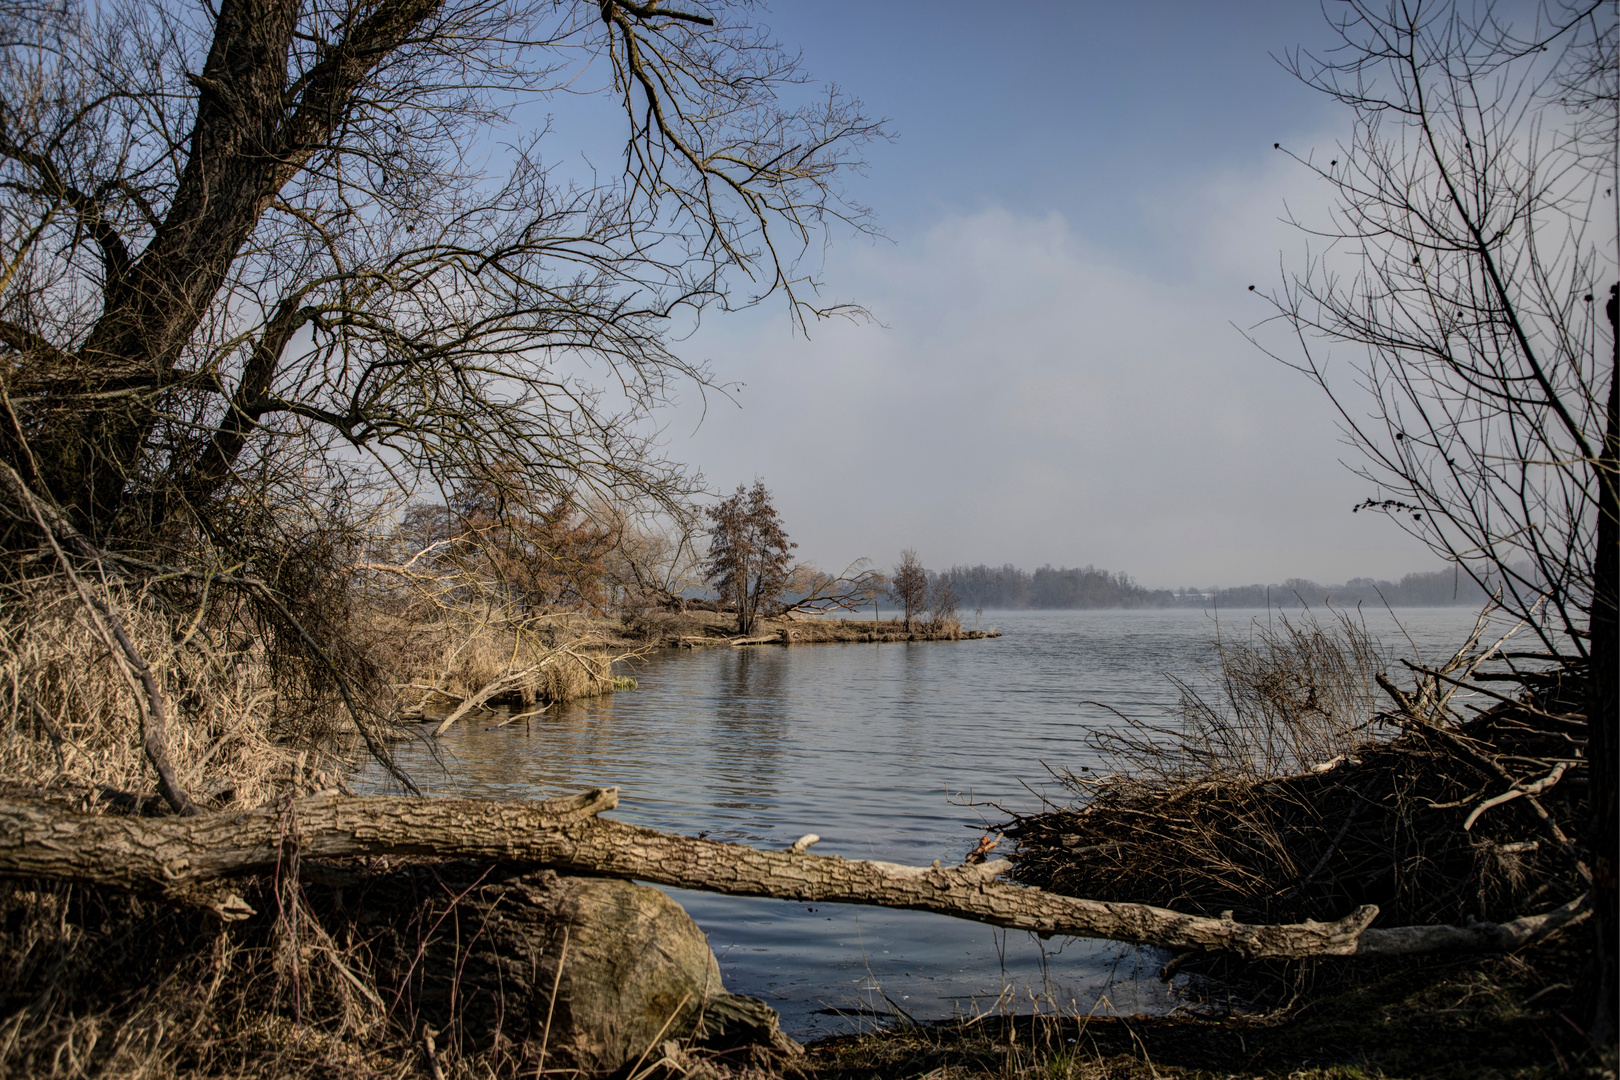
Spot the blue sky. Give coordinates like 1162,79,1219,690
760,2,1336,256
548,3,1515,588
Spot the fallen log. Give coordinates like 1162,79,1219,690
1350,892,1589,955
0,790,1583,959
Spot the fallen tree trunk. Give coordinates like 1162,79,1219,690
0,789,1584,959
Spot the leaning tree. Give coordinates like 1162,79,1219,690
1256,0,1616,1037
0,0,880,538
0,0,881,808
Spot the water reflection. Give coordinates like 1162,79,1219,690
707,649,788,808
369,607,1493,1037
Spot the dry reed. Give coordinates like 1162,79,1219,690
0,526,638,1076
0,571,358,811
1003,608,1589,930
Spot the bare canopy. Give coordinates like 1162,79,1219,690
0,0,883,538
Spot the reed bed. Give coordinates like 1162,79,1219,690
0,874,444,1080
384,613,619,719
0,571,361,811
0,541,636,1074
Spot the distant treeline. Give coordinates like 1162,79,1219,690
938,564,1491,610
942,564,1162,610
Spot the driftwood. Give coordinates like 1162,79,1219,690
0,789,1585,959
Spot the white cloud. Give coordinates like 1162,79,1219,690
660,156,1439,588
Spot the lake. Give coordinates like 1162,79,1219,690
368,605,1499,1037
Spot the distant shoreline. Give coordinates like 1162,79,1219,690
932,564,1491,611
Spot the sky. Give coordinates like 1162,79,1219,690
548,2,1539,589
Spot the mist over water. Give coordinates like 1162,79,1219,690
370,606,1499,1037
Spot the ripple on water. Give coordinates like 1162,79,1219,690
363,606,1496,1037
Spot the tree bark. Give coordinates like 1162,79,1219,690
1589,283,1620,1041
0,790,1587,961
20,0,447,534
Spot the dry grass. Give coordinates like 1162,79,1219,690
0,876,408,1080
0,572,357,811
0,863,800,1080
819,604,1601,1080
1010,705,1587,927
0,540,641,1076
1002,607,1589,931
1158,609,1390,783
363,603,624,732
351,530,640,727
589,608,996,647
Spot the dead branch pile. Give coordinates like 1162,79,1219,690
1002,612,1589,931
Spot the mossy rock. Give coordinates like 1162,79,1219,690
332,864,794,1072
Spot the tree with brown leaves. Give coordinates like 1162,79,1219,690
703,481,795,635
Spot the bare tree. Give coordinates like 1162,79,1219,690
927,573,960,631
703,481,795,634
0,0,881,539
0,0,881,803
604,506,707,613
403,475,620,614
889,548,928,632
779,560,887,618
1257,0,1616,1036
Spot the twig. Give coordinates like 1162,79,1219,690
625,991,693,1080
1389,703,1577,854
0,462,200,815
432,667,538,736
1400,660,1586,724
1463,762,1571,831
491,705,549,729
536,925,569,1077
1286,784,1367,896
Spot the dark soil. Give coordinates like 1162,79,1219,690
805,938,1610,1078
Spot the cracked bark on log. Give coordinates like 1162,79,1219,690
0,789,1585,959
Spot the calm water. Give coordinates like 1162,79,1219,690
366,606,1497,1037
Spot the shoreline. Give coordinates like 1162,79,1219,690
590,608,1002,650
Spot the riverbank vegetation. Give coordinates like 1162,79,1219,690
956,0,1618,1063
0,0,893,1071
802,605,1602,1079
807,941,1597,1079
1005,606,1589,965
0,0,1610,1075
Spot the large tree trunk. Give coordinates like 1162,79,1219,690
0,789,1587,961
1589,284,1620,1042
15,0,446,535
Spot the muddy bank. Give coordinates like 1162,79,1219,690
804,935,1605,1079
